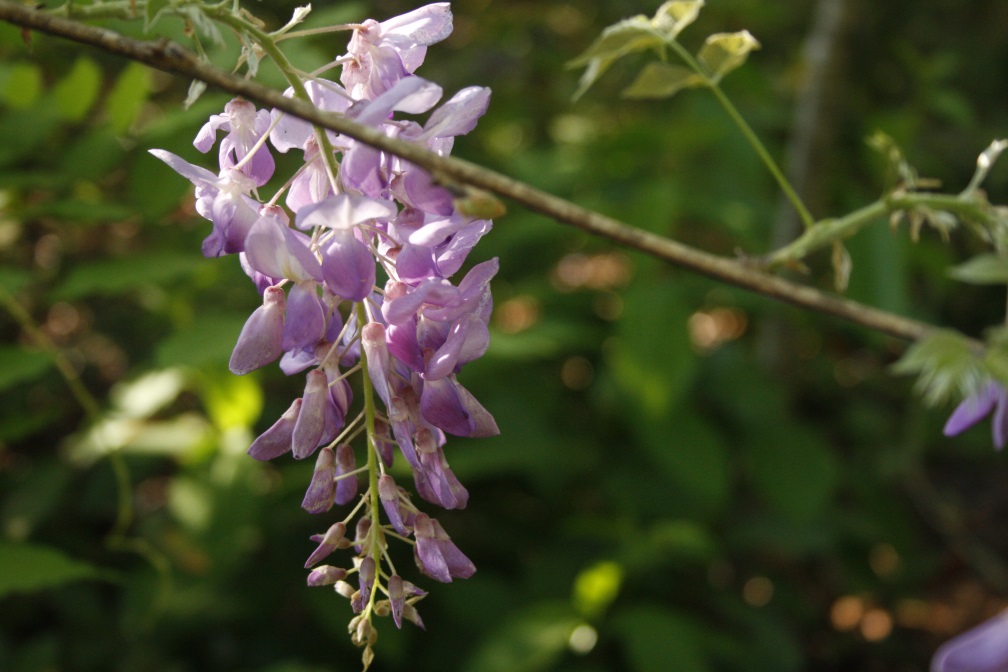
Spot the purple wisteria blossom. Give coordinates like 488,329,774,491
932,610,1008,672
944,381,1008,450
150,2,495,650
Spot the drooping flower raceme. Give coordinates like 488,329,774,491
151,3,496,661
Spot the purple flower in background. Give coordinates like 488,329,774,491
932,610,1008,672
944,381,1008,450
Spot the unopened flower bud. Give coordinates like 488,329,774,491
247,397,300,460
334,443,358,506
307,565,347,587
305,522,347,568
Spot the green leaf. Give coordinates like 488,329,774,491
747,423,839,522
105,62,151,134
52,253,203,300
48,57,101,121
0,62,43,109
697,30,760,82
0,347,53,392
0,541,105,597
948,254,1008,285
463,604,581,672
568,16,665,100
652,1,705,39
891,330,984,405
622,62,705,99
608,281,696,418
614,606,711,672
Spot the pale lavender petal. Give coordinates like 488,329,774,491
334,443,358,506
362,322,392,407
431,518,475,579
413,513,451,582
321,232,376,302
944,383,998,437
247,397,300,460
292,369,329,459
379,3,453,48
149,149,217,187
421,376,498,437
243,215,323,282
229,286,286,375
419,86,491,140
932,610,1008,672
304,521,347,568
378,474,409,535
283,282,326,352
307,565,347,587
396,244,439,283
296,193,398,231
994,388,1008,450
301,446,336,514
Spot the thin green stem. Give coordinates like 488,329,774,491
763,191,1001,267
668,39,816,230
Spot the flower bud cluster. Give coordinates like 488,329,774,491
151,3,495,659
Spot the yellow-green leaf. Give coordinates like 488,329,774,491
653,0,705,39
0,63,42,109
697,30,760,82
622,62,704,99
105,62,151,134
49,57,101,121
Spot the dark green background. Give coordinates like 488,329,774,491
1,1,1007,670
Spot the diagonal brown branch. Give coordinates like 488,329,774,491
0,0,978,348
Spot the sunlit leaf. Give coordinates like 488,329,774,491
572,561,623,619
948,253,1008,285
49,57,101,121
568,16,665,100
0,62,42,109
0,541,106,597
105,62,151,134
697,30,760,82
622,62,704,99
652,0,705,39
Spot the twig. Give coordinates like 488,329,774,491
0,1,979,348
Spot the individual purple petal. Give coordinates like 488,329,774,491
321,232,376,302
304,521,347,568
149,148,217,185
379,3,453,52
307,565,347,587
387,320,425,372
247,397,301,460
355,556,376,613
417,86,491,141
243,214,323,283
362,322,392,407
396,243,439,283
340,142,387,197
944,382,999,437
286,139,334,213
413,512,451,582
431,518,475,579
295,193,398,231
334,443,358,506
292,369,329,459
397,166,454,215
229,286,286,375
378,473,409,535
270,79,351,153
420,375,498,437
415,427,468,509
387,574,406,628
931,609,1008,672
280,348,317,375
348,76,443,126
283,282,326,352
301,446,336,514
239,251,280,295
993,391,1008,450
435,219,492,277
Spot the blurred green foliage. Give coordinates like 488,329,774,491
1,1,1008,671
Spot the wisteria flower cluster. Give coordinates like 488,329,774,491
151,3,496,663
